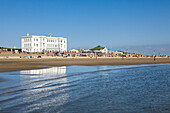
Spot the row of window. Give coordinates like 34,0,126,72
24,43,39,47
25,49,39,52
24,38,66,43
25,48,66,52
24,43,66,48
47,39,66,43
24,43,31,47
24,38,39,42
47,44,66,48
24,38,32,42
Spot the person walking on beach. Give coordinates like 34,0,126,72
154,55,156,61
153,50,156,61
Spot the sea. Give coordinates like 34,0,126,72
0,64,170,113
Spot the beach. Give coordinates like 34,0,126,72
0,57,170,73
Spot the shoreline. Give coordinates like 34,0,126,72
0,57,170,73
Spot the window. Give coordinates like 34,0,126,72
64,41,65,43
37,44,38,47
61,40,62,43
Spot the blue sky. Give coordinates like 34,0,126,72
0,0,170,55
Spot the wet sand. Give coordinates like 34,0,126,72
0,57,170,73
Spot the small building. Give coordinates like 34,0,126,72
115,50,123,55
70,49,79,53
110,50,123,56
82,49,92,53
90,46,109,54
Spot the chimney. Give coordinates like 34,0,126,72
49,34,52,37
27,33,29,36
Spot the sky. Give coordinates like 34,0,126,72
0,0,170,55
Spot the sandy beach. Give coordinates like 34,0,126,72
0,57,170,73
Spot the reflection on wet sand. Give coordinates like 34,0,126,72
20,66,66,76
0,66,70,112
20,66,69,112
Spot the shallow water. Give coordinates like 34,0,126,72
0,64,170,113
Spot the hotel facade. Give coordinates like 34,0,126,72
21,33,67,52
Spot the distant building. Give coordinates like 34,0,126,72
110,50,123,55
70,49,79,53
82,49,92,53
21,33,67,52
90,45,109,54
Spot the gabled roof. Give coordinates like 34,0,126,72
90,46,105,50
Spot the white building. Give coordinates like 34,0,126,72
100,47,109,54
21,33,67,52
93,47,109,54
70,49,79,53
82,49,92,53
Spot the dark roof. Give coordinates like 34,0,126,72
90,46,105,50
